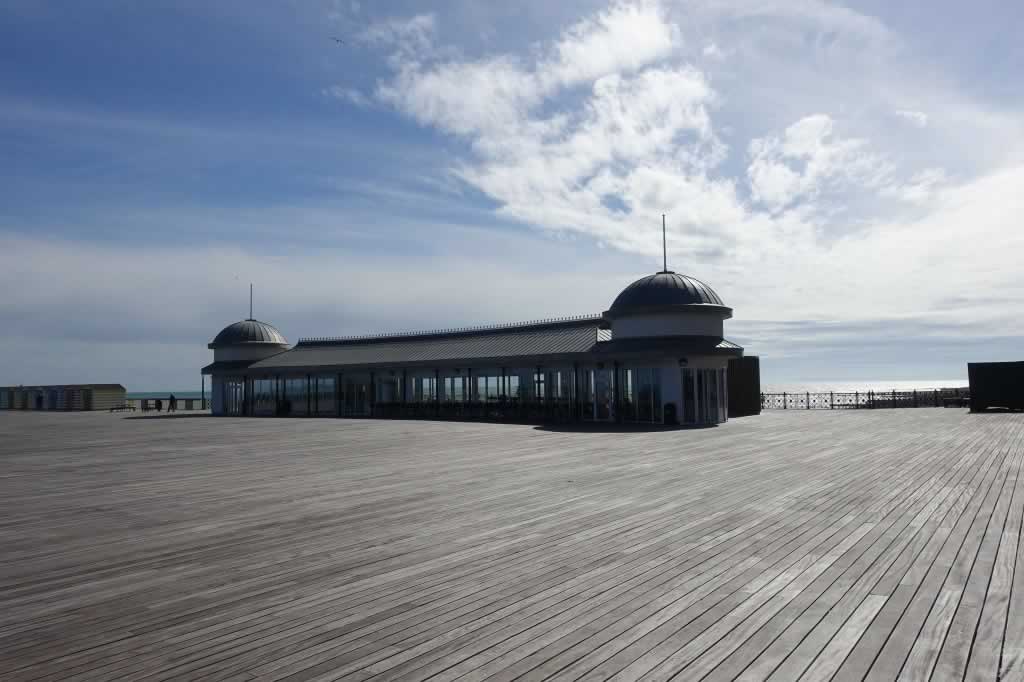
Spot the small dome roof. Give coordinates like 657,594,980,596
607,271,730,318
208,319,288,349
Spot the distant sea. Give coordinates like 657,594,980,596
126,391,205,400
761,379,969,394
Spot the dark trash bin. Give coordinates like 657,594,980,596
664,402,678,425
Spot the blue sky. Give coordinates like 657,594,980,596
1,0,1022,390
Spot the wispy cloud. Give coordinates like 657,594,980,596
894,109,929,127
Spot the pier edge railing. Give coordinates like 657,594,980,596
760,388,969,410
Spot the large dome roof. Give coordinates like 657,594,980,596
208,319,288,349
607,271,730,318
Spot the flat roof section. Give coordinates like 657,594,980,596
250,317,606,371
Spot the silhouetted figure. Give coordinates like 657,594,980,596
169,394,176,412
156,398,163,412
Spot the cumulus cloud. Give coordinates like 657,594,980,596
373,2,678,140
747,114,890,212
359,0,1024,351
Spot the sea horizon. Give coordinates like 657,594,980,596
126,391,205,400
761,379,969,394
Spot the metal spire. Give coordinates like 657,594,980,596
249,283,253,320
662,214,668,273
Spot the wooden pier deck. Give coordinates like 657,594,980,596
0,409,1022,680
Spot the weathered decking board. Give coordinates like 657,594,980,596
0,409,1022,680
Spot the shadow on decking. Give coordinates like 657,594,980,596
533,422,718,433
124,413,213,420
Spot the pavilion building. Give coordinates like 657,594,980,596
202,270,755,425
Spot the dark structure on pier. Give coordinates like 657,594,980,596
727,356,761,417
968,361,1024,412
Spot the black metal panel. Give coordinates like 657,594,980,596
968,361,1024,412
728,356,761,417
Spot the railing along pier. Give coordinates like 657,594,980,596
760,387,968,410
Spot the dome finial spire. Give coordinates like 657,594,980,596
661,214,668,273
249,283,253,320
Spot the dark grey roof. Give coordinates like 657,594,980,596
209,319,288,349
607,271,729,318
249,319,603,371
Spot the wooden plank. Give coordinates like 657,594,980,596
801,593,887,681
0,409,1022,681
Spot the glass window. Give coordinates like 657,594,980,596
581,370,595,421
315,375,336,415
476,376,501,401
712,368,720,421
506,375,520,400
342,377,370,416
534,372,546,401
618,368,636,422
376,375,399,404
406,375,436,402
443,376,467,402
553,369,574,402
594,370,612,421
720,368,728,421
253,378,276,415
285,377,308,416
225,378,246,415
682,369,695,423
637,368,654,422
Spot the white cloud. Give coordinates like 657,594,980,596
543,1,679,88
356,0,1024,370
372,2,678,140
895,109,929,127
747,114,890,211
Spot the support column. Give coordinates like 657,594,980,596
612,361,621,423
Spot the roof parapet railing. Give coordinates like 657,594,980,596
295,313,605,346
